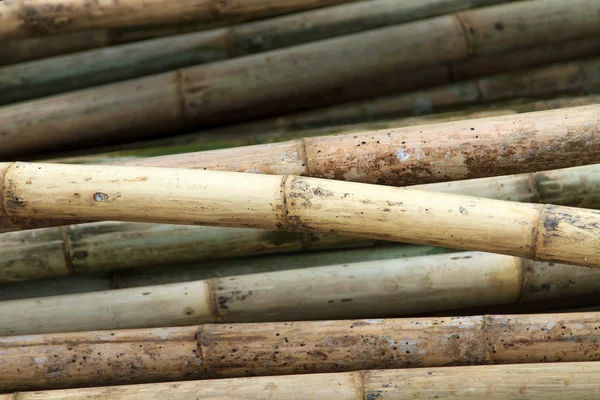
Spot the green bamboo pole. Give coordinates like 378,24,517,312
1,161,599,281
0,0,523,105
0,0,360,41
0,21,221,67
0,222,376,282
3,362,600,399
0,162,599,267
2,0,600,158
5,252,600,335
4,312,600,391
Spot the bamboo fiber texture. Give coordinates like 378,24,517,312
0,0,359,41
3,252,600,335
1,362,599,399
0,162,599,268
0,0,526,105
2,0,600,157
4,312,600,391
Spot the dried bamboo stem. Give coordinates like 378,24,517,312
4,252,600,335
0,0,359,41
0,161,599,267
0,222,375,282
2,0,600,157
0,0,526,104
4,362,600,399
4,312,600,391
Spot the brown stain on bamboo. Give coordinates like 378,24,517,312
7,313,600,391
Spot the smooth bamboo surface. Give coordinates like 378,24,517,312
0,245,450,301
0,21,216,67
0,0,359,41
1,162,599,267
5,312,600,391
3,0,600,157
3,362,600,399
0,222,374,282
4,252,600,335
0,0,523,104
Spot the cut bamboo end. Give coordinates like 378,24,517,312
4,251,600,335
5,312,600,391
2,362,600,399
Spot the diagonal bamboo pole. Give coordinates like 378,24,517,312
0,0,359,41
2,0,600,158
0,162,599,267
3,252,600,335
2,362,600,399
3,312,600,391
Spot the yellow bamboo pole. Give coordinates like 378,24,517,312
0,0,359,41
4,312,600,391
2,362,600,399
2,252,600,335
0,161,599,267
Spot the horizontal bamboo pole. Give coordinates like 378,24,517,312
3,0,600,157
0,0,522,105
4,312,600,391
0,0,359,41
0,21,218,67
0,222,376,282
5,252,600,335
1,162,599,267
4,362,600,399
0,245,449,301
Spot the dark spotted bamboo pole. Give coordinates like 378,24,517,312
2,312,600,391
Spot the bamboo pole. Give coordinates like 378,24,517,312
1,162,600,267
2,161,600,282
0,222,376,282
7,104,600,233
0,274,111,302
5,252,600,335
0,0,526,105
0,0,360,41
2,362,600,399
3,0,600,157
4,312,600,391
49,93,600,165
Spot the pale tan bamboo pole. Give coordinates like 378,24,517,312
3,0,600,158
1,161,600,268
5,312,600,391
5,362,600,400
4,252,600,335
0,222,375,282
0,0,359,41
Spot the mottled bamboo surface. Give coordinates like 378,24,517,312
4,312,600,391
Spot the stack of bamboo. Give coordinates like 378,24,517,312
2,0,600,398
